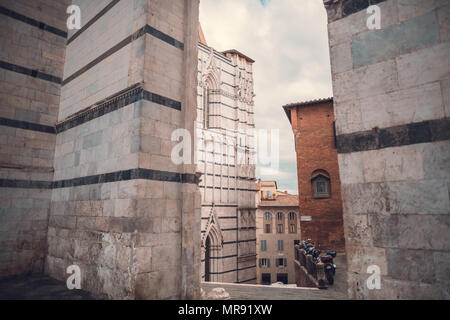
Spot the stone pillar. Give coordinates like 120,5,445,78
180,0,201,300
323,0,449,299
45,0,200,299
0,0,70,277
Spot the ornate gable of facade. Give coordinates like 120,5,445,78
199,47,221,89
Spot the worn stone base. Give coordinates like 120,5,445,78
0,274,94,300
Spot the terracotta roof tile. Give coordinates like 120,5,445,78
259,194,299,207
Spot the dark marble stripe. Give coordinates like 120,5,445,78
223,239,256,245
201,228,238,233
0,179,53,189
209,265,256,275
62,26,146,85
56,84,142,133
145,25,184,50
199,149,236,158
198,160,235,167
143,90,181,111
62,24,183,86
336,118,450,154
204,173,256,181
0,117,55,134
200,103,255,116
67,0,120,45
209,114,239,122
0,6,67,38
201,216,237,220
52,168,198,188
56,84,181,133
222,228,239,231
0,60,62,84
221,69,235,76
202,255,238,261
203,185,257,192
201,204,238,207
222,82,236,88
0,168,198,189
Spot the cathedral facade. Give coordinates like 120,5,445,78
196,27,257,284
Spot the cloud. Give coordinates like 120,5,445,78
200,0,332,193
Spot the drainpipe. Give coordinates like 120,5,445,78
236,207,239,283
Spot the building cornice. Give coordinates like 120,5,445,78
282,97,333,123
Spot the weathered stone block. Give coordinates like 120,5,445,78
343,213,373,246
327,0,399,46
334,59,399,103
135,247,152,274
114,199,136,217
397,42,450,89
82,131,103,150
135,272,160,300
359,82,445,131
362,145,424,183
115,245,132,272
369,214,450,250
397,0,448,22
433,251,450,286
151,244,181,271
346,244,388,275
352,11,440,68
330,41,353,74
108,217,136,233
421,140,450,179
438,4,450,42
386,248,436,283
334,99,363,135
442,79,450,118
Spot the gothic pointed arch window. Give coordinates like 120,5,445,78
203,85,210,129
203,76,217,129
202,209,224,283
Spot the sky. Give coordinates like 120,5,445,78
199,0,333,195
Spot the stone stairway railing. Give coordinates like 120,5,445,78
294,245,328,289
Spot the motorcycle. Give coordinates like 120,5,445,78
318,251,337,285
299,239,312,250
311,247,321,260
304,243,314,255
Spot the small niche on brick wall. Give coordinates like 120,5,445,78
311,169,331,199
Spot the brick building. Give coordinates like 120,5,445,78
283,98,345,253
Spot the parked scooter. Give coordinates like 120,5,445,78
317,251,337,285
299,239,312,250
311,247,321,260
304,243,315,255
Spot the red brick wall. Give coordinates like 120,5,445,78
290,101,345,253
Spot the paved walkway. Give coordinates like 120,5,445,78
0,275,93,300
202,254,349,300
201,282,348,300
